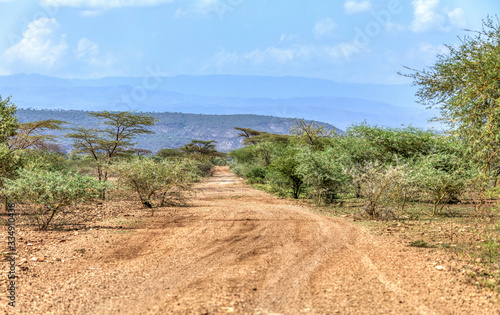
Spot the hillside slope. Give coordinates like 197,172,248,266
16,109,339,152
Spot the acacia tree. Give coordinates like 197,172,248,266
66,111,158,182
180,140,219,161
8,119,66,150
400,17,500,208
234,127,269,145
290,119,335,149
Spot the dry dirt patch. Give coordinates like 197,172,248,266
1,166,499,314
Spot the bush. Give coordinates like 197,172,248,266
297,147,350,204
194,159,215,177
3,169,108,230
212,156,228,166
351,162,409,218
20,150,67,172
245,166,267,184
111,158,200,214
412,153,470,215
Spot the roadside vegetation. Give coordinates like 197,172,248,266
229,18,500,293
0,99,224,230
1,16,499,296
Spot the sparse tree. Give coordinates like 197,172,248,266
66,111,158,182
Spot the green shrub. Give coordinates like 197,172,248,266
297,147,350,204
411,153,470,215
245,166,267,184
111,158,200,214
3,169,108,230
194,159,215,177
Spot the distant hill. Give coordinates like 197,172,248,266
16,109,340,152
0,74,437,130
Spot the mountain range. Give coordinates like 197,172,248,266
0,74,437,131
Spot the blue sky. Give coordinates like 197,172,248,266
0,0,498,84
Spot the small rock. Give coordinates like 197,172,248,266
436,265,445,271
36,257,45,262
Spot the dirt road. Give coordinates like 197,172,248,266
5,167,499,314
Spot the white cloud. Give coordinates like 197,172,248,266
4,17,68,68
410,0,454,33
80,9,107,17
76,38,99,60
40,0,174,9
410,0,445,32
175,0,242,18
344,0,371,14
313,18,337,39
410,0,466,32
74,38,115,69
446,7,466,28
205,40,370,74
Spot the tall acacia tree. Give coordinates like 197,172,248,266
400,17,500,206
66,111,158,182
180,140,220,161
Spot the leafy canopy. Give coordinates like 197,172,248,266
400,17,500,166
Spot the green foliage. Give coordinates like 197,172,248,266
230,121,478,219
0,96,19,144
20,150,67,172
244,166,267,184
111,158,200,214
212,156,228,166
401,17,500,205
268,144,303,199
346,123,440,164
290,119,335,150
157,148,184,158
0,144,21,184
181,139,215,158
411,152,470,215
296,147,350,204
66,111,158,182
3,168,108,230
0,96,20,187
